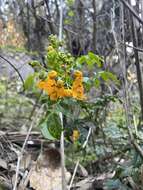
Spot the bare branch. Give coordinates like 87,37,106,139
120,0,143,25
0,54,25,90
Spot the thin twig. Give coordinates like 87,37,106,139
68,127,92,190
58,0,67,189
0,54,25,90
13,106,43,190
68,160,79,190
82,127,92,149
119,41,143,53
120,0,143,25
59,112,66,190
29,6,77,35
59,0,64,41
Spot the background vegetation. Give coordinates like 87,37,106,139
0,0,143,189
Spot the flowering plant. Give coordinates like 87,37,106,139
26,35,118,142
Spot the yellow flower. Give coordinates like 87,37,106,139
72,89,86,100
64,89,73,97
37,81,47,89
49,91,58,101
48,70,57,79
37,70,86,101
74,70,83,78
72,80,83,89
72,71,86,100
46,78,57,95
56,80,65,98
57,80,64,87
37,70,57,96
47,46,54,52
72,130,80,142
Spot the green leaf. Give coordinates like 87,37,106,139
99,71,109,81
40,121,56,140
120,166,133,177
105,71,118,83
55,104,73,118
0,82,6,94
104,179,129,190
29,60,41,67
39,113,62,140
86,58,94,68
66,0,75,6
64,19,72,25
68,10,74,17
77,55,87,64
29,61,42,72
48,113,62,139
24,74,35,90
94,78,100,88
83,77,90,83
88,52,103,67
99,71,118,84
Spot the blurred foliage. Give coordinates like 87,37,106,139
0,76,35,130
0,17,26,48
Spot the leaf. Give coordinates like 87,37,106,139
48,113,62,139
68,10,74,17
99,71,118,84
40,121,56,140
104,179,129,190
86,58,94,68
83,77,90,83
66,0,75,6
83,77,91,91
64,19,72,25
0,83,6,94
77,55,87,64
39,112,62,140
120,166,133,177
24,74,35,90
55,104,73,118
94,78,100,88
93,73,100,88
105,72,118,83
88,52,103,67
99,71,109,81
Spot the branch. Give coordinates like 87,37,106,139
44,0,57,34
59,113,66,190
13,106,43,190
120,0,143,25
119,41,143,53
68,127,92,190
92,0,97,52
0,55,25,90
129,1,143,120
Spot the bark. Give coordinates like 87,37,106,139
120,0,143,25
44,0,56,34
129,0,143,120
92,0,97,52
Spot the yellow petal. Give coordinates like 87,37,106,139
74,70,83,78
72,130,80,142
64,89,73,97
48,70,57,79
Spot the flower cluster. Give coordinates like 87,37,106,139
37,70,86,101
72,129,80,142
72,70,86,100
